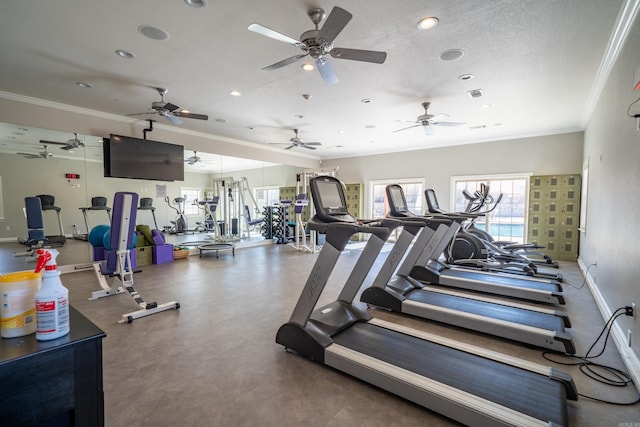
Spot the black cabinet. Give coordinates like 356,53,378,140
0,306,106,426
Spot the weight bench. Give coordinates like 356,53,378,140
89,191,179,323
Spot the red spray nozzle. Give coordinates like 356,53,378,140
34,249,59,273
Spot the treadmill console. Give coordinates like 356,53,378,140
309,176,356,224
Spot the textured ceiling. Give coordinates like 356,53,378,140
0,0,632,171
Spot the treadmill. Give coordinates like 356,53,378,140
277,176,577,427
360,185,574,353
402,187,565,305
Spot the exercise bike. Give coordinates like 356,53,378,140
165,196,188,234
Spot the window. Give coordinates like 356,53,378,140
254,186,280,213
179,187,202,216
451,174,530,243
369,179,424,219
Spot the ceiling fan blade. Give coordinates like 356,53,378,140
427,113,449,122
17,152,39,158
60,145,75,151
302,142,322,146
316,58,338,84
317,6,352,44
163,102,180,112
173,111,209,120
263,53,308,70
40,140,67,146
392,123,420,133
284,144,295,150
248,23,305,48
301,144,317,150
432,121,466,127
330,47,387,64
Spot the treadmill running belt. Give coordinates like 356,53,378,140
409,290,566,331
447,269,560,292
333,322,567,425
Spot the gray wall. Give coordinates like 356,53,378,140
580,12,640,367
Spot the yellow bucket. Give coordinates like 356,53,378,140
0,271,41,338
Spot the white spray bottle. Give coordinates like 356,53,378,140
34,249,70,340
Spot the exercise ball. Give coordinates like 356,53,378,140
103,230,136,251
89,225,110,247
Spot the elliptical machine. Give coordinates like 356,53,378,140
165,196,188,234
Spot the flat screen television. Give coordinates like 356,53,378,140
103,134,184,181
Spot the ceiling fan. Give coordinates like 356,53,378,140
248,6,387,84
18,145,54,159
128,87,209,125
40,132,84,150
185,150,201,165
393,102,466,135
270,129,321,150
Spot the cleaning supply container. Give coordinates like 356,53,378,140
34,249,70,341
0,270,41,338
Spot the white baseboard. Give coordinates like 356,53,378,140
577,257,640,390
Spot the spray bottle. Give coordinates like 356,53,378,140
34,249,70,340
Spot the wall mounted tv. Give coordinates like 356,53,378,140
103,134,184,181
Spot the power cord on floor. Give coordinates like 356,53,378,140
542,307,640,405
564,262,597,290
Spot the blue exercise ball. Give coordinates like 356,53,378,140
103,230,136,250
88,224,110,247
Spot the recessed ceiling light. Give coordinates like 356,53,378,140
365,124,376,129
301,63,314,71
75,82,93,88
480,104,492,109
440,49,464,61
361,98,373,104
338,130,345,134
295,114,304,119
115,49,136,59
229,90,242,96
215,118,227,123
138,25,170,41
458,74,474,81
184,0,207,7
417,16,439,30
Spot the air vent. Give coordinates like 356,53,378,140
467,89,484,99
